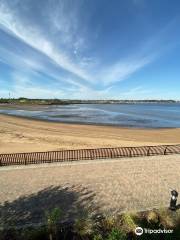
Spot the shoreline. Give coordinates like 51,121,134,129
0,113,180,154
1,103,180,129
1,112,180,131
0,112,176,130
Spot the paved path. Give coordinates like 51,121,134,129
0,155,180,226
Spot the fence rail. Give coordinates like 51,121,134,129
0,144,180,167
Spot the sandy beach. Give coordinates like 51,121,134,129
0,113,180,154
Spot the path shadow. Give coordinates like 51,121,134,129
0,185,100,228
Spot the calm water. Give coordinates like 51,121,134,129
0,103,180,128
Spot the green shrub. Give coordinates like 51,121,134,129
106,228,126,240
146,211,159,223
157,208,175,229
45,207,62,240
100,215,117,232
93,233,103,240
73,216,94,238
121,213,137,233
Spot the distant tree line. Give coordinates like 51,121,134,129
0,97,178,105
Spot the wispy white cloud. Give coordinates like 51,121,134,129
95,16,179,86
0,1,91,83
0,0,155,89
12,85,65,99
0,46,43,77
9,71,112,100
69,85,113,100
46,0,85,49
0,0,178,99
0,44,91,90
120,86,152,97
9,71,66,99
97,56,153,86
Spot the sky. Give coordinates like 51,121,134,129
0,0,180,100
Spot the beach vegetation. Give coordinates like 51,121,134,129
106,228,126,240
45,207,62,240
73,217,94,238
0,208,179,239
121,213,137,233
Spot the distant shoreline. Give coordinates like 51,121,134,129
0,101,179,111
0,98,179,106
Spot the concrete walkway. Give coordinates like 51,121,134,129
0,155,180,226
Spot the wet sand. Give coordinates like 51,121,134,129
0,114,180,153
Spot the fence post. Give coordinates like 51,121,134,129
164,146,168,155
48,152,51,163
91,149,94,160
24,153,27,165
129,148,132,157
110,149,113,158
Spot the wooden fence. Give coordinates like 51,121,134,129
0,144,180,167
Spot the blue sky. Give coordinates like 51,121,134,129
0,0,180,99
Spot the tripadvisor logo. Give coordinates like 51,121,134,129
135,227,143,236
135,226,173,236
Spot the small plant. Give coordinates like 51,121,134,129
45,207,62,240
93,233,103,240
106,228,126,240
73,216,94,239
146,210,159,225
121,213,137,233
100,215,117,232
157,208,175,229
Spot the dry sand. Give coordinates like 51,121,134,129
0,155,180,225
0,114,180,154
